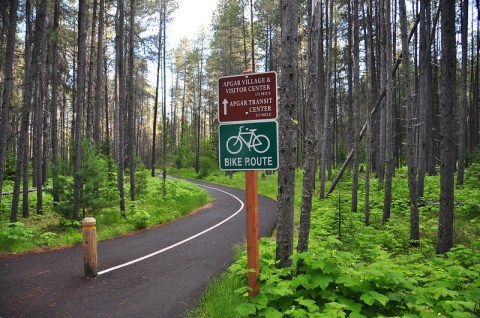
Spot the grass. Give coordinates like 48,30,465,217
0,174,211,254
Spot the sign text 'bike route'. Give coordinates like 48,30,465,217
218,121,278,171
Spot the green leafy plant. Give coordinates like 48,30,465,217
135,166,149,197
39,232,58,246
54,139,118,219
128,202,151,229
182,167,480,318
0,222,35,241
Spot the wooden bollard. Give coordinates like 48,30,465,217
82,217,98,277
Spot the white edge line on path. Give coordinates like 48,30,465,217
98,183,244,276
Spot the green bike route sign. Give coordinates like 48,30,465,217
218,121,278,171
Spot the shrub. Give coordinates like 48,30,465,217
198,156,217,179
39,232,58,246
0,222,36,247
129,210,151,229
3,151,17,181
135,167,149,197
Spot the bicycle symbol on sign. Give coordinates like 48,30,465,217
226,126,270,154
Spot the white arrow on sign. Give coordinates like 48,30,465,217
222,98,228,115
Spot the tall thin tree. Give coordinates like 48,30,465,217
399,0,419,244
351,0,360,212
457,0,468,186
127,0,136,201
94,0,105,151
276,0,298,269
33,0,48,215
151,9,162,177
382,0,394,223
0,0,19,201
320,0,333,200
51,0,61,203
297,0,320,254
417,0,431,197
73,0,87,220
116,0,126,213
437,0,456,254
364,0,374,225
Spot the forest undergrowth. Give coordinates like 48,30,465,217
182,159,480,317
0,173,211,254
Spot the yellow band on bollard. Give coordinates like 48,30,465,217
83,225,96,229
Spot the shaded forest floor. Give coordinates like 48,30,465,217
180,158,480,317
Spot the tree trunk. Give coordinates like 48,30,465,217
457,0,468,186
351,0,360,213
116,0,126,213
364,0,373,225
382,0,394,223
11,0,33,221
320,0,333,200
73,0,87,220
127,0,136,201
161,0,167,195
241,0,248,70
250,0,255,71
195,42,204,175
94,0,105,151
427,4,441,175
417,0,431,198
33,0,48,215
399,0,419,244
151,10,162,177
276,0,298,269
0,0,18,201
86,0,98,134
51,0,60,203
297,0,320,254
470,11,479,152
437,0,456,254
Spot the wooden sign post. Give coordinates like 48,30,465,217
218,70,278,298
245,170,259,297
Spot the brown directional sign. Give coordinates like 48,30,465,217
218,71,277,123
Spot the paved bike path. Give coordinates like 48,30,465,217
0,179,277,318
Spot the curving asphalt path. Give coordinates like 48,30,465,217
0,178,277,318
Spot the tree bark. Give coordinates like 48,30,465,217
73,0,87,220
364,0,373,225
116,0,126,213
127,0,136,201
297,0,320,254
0,0,19,201
457,0,468,186
11,0,33,221
276,0,298,269
33,0,48,215
94,0,105,151
382,0,394,223
437,0,456,254
417,0,432,197
351,0,360,213
51,0,60,203
320,0,333,200
151,10,162,177
250,0,255,72
399,0,419,244
161,0,167,195
86,0,98,134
